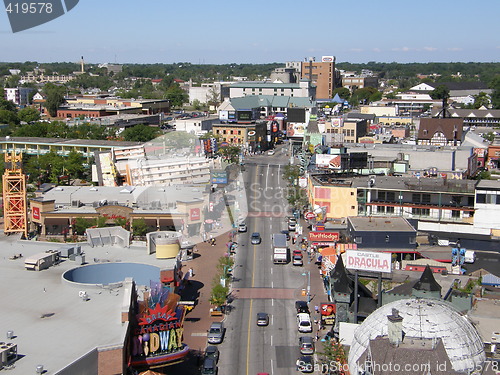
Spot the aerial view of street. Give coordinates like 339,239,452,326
0,1,500,375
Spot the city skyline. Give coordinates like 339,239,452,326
0,0,499,64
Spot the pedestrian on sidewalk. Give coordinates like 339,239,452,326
189,267,194,277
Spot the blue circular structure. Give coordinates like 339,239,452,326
63,263,160,287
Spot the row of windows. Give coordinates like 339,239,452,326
215,129,242,135
476,193,500,204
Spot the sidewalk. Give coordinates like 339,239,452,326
179,229,234,353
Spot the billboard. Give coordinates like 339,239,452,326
287,108,306,123
322,56,335,62
320,303,336,325
345,250,392,273
211,171,227,184
315,154,342,170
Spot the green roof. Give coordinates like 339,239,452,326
229,95,314,110
231,82,301,89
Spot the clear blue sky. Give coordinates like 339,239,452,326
1,0,499,64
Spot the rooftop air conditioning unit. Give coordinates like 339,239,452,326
71,200,81,208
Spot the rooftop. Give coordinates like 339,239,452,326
348,216,416,233
0,235,176,374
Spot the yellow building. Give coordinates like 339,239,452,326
307,175,358,219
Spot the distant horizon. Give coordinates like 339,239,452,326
1,59,498,66
1,0,499,65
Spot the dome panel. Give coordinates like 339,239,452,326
348,298,485,374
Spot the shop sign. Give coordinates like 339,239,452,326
320,303,336,325
304,211,315,220
308,231,339,242
190,208,200,221
32,206,40,220
132,303,185,358
345,250,392,273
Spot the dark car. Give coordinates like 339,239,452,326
204,345,219,363
297,356,314,373
295,300,310,314
256,312,269,326
280,230,290,240
201,357,218,375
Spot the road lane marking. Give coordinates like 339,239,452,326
246,164,258,375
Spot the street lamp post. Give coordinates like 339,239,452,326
302,271,311,303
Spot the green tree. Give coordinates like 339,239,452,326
472,92,490,109
165,83,188,108
332,87,351,100
353,87,380,104
132,218,148,237
482,132,495,142
192,99,202,110
0,98,17,112
43,83,66,117
18,107,41,123
114,217,128,229
0,109,19,125
121,124,159,142
95,216,107,228
430,85,450,100
209,283,229,308
489,75,500,109
217,145,241,164
65,150,85,179
73,217,95,235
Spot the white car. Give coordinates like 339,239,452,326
267,149,275,156
238,222,247,232
297,313,312,333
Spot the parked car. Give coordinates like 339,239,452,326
256,312,269,326
207,322,225,344
293,249,302,257
299,336,315,355
295,300,310,314
297,355,314,373
267,149,275,156
251,232,261,245
288,217,297,231
238,222,247,232
201,357,218,375
280,229,290,240
204,345,219,363
293,254,303,266
297,313,312,333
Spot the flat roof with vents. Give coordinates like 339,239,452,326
347,216,416,232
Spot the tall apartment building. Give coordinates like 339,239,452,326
4,87,34,106
299,56,339,100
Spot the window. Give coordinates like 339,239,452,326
409,236,416,244
452,210,461,218
387,192,396,201
476,194,486,203
385,235,390,243
422,194,431,204
412,193,421,203
386,206,394,214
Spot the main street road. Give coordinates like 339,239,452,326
217,145,311,375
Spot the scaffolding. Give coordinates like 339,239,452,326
2,152,27,237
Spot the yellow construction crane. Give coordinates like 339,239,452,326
2,152,28,237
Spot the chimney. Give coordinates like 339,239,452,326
387,308,404,346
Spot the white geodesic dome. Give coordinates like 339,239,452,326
348,298,485,374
